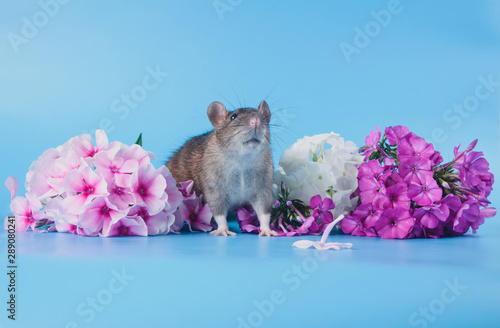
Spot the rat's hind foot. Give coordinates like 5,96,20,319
258,228,278,237
211,215,236,236
210,228,237,236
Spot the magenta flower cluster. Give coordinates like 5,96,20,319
5,130,213,237
341,126,496,239
237,194,335,236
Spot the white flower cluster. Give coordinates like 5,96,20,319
274,132,364,218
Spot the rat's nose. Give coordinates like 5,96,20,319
250,117,261,127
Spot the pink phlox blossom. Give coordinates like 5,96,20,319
79,196,123,234
63,164,109,214
101,216,148,237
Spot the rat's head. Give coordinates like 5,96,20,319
207,100,271,153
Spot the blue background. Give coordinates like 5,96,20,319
1,1,499,327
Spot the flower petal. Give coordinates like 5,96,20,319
120,159,139,173
10,196,30,217
292,240,316,249
62,169,86,194
95,129,109,152
316,242,353,250
5,176,18,200
309,195,322,208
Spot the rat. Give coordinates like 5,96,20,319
166,100,277,236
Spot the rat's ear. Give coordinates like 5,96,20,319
258,100,271,123
207,101,227,128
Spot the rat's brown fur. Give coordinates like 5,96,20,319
166,101,274,218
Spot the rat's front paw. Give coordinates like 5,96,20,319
258,228,278,237
210,228,237,236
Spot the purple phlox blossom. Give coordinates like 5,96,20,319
383,171,404,188
375,208,414,239
429,151,443,166
407,174,442,206
178,180,196,200
384,183,411,210
453,198,496,234
359,177,388,208
398,136,435,163
310,194,335,227
385,125,410,145
352,203,383,228
361,126,381,159
452,139,478,166
383,157,395,166
358,160,387,182
340,214,377,237
399,157,433,184
236,206,260,233
278,216,318,237
175,196,213,232
413,202,450,229
407,218,424,239
456,151,490,188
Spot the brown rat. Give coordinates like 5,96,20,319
166,100,277,236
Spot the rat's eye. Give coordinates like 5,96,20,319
230,113,238,121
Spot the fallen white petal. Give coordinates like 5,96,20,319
292,240,316,249
293,240,353,251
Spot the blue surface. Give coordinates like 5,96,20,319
2,218,500,328
1,0,499,327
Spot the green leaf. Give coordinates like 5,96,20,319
326,187,337,198
135,133,143,147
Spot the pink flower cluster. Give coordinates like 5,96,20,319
341,126,496,239
237,194,335,236
5,130,213,237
